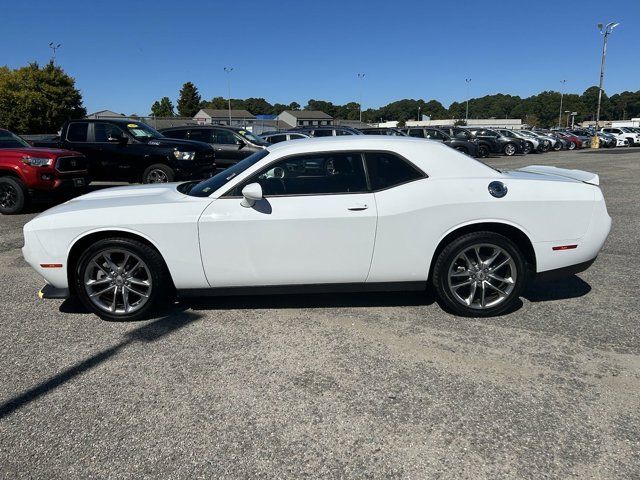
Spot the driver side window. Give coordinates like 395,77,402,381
242,152,368,197
213,129,239,145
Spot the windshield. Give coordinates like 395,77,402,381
123,122,164,140
188,149,270,197
0,130,30,148
236,129,269,146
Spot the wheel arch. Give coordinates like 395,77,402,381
0,165,26,181
66,228,173,295
428,221,536,280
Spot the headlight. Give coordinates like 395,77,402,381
21,156,53,167
173,150,196,160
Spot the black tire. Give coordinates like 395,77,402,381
142,164,175,184
477,144,489,157
522,142,531,154
0,176,27,215
568,141,576,150
553,141,562,151
432,231,528,317
74,237,174,321
503,143,516,156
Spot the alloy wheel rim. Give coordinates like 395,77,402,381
0,184,18,209
505,144,515,155
447,243,517,310
147,169,168,183
83,249,152,315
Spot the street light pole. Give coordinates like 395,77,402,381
48,43,62,65
418,106,421,122
224,66,233,125
595,22,619,131
558,79,566,128
465,78,472,122
357,73,365,123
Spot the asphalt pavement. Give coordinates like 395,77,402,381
1,148,638,479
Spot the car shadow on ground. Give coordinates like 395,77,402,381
523,275,591,302
58,274,591,317
0,308,202,419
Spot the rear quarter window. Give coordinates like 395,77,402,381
364,152,425,191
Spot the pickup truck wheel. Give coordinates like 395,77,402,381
432,231,527,317
0,177,27,215
74,237,174,321
142,164,175,184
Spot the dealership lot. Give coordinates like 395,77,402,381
1,149,639,478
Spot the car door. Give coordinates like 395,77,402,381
62,122,99,176
210,128,244,169
198,151,377,287
93,122,136,180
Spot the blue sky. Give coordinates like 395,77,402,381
2,0,638,115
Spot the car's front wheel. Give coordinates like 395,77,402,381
0,176,27,215
142,164,175,184
477,144,489,157
74,237,174,321
553,141,562,151
432,232,527,317
568,141,576,150
503,143,516,156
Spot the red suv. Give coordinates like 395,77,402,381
0,129,89,214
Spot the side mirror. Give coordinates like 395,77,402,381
240,182,262,208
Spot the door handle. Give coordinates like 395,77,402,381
348,204,368,211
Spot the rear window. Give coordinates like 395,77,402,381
364,152,424,190
67,123,88,142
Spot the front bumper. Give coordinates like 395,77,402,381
39,284,70,299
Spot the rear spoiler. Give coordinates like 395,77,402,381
517,165,600,186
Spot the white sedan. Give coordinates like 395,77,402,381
23,136,611,320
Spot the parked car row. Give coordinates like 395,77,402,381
3,116,638,215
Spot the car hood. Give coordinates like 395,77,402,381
505,165,599,186
32,183,206,220
1,147,81,157
146,137,212,151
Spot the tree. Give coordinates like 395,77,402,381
176,82,201,117
0,62,86,134
288,102,301,111
150,96,175,117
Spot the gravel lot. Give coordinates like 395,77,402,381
1,148,639,479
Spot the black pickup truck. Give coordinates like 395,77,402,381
33,119,216,183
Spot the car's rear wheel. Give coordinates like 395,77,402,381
552,141,562,151
432,232,527,317
142,164,175,184
0,176,27,215
568,141,576,150
74,237,174,321
503,143,516,156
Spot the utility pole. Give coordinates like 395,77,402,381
224,66,233,125
49,43,62,65
357,73,365,123
465,78,472,122
418,106,421,122
595,22,619,135
558,79,566,128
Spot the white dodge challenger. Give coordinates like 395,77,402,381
22,136,611,320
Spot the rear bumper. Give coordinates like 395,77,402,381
534,257,597,281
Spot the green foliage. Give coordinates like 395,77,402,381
0,62,86,134
176,82,201,117
150,96,174,117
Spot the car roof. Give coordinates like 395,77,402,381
160,125,241,131
264,135,495,179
